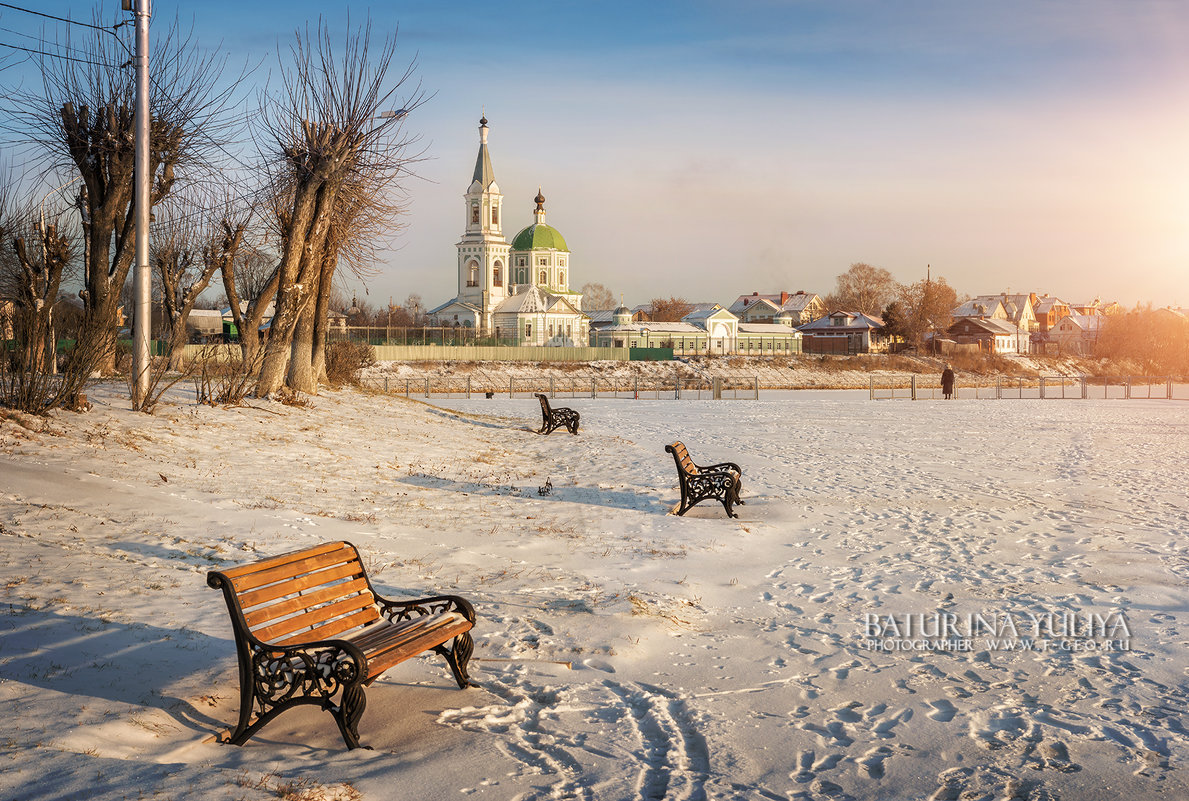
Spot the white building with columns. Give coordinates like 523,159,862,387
430,116,587,345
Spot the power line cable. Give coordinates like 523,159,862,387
0,40,119,67
0,2,127,36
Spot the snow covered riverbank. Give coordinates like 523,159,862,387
2,385,1187,800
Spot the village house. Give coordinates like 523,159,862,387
952,294,1034,353
729,291,826,325
798,310,888,354
1051,313,1105,355
946,317,1022,354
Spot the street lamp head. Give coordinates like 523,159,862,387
379,109,408,120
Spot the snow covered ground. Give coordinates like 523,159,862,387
1,383,1187,800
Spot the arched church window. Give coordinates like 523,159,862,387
491,205,499,225
539,270,547,285
559,271,565,287
493,262,502,287
467,261,478,287
471,204,479,225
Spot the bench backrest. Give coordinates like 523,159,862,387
667,441,699,475
211,541,381,647
536,393,551,415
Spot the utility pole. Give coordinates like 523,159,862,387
127,0,152,407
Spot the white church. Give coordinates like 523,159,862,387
429,116,589,346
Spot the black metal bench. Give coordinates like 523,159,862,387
665,441,744,518
207,541,476,749
535,393,579,435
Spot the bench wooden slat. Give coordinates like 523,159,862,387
237,562,365,610
254,595,380,644
364,619,473,677
219,541,353,581
243,577,373,628
227,546,360,593
270,606,379,647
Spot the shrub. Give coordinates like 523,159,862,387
325,341,376,386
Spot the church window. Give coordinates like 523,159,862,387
518,257,526,266
549,324,554,337
560,258,566,266
493,262,502,287
559,271,565,287
471,204,479,224
538,257,547,265
492,205,499,225
525,322,532,339
539,270,547,285
467,261,478,287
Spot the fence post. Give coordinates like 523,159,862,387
466,376,471,399
591,377,596,398
1080,376,1086,399
676,375,681,400
425,377,430,398
712,376,722,399
1125,377,1131,399
510,376,514,398
405,378,410,397
996,376,1001,400
911,374,917,401
384,376,388,393
869,377,874,401
634,376,639,399
1169,376,1174,400
754,376,759,399
550,376,555,398
1040,377,1046,399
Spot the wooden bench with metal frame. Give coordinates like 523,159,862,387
207,540,476,750
535,393,580,435
665,441,744,518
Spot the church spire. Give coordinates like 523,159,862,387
533,188,546,224
473,114,495,188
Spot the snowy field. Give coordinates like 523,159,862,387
1,384,1187,800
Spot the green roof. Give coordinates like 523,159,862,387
511,223,568,252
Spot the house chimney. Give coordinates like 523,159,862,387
781,291,790,305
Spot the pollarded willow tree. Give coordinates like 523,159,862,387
4,9,241,375
253,20,425,398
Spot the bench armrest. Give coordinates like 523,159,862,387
248,637,369,690
700,461,742,475
375,593,477,625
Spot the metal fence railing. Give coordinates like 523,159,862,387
870,375,1186,401
359,375,761,400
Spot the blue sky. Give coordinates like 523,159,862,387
5,1,1188,309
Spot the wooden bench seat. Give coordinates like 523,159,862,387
208,541,476,749
535,393,580,435
666,441,744,518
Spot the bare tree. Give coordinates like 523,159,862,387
253,20,426,397
580,282,615,312
649,296,693,322
894,273,958,350
826,262,896,316
4,10,241,376
151,193,248,370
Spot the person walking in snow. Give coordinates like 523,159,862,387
941,364,955,399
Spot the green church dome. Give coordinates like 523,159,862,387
511,223,568,252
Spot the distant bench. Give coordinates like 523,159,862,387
666,441,744,518
535,393,580,435
207,541,476,749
